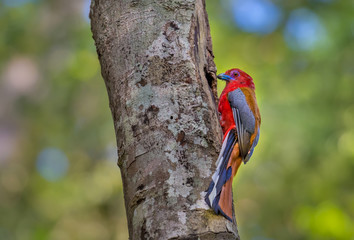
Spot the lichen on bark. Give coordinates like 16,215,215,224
90,0,239,239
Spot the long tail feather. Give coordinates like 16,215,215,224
219,148,242,220
205,129,241,221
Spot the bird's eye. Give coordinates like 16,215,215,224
233,72,239,77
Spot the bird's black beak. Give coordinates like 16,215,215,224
217,73,232,81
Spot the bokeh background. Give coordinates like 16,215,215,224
0,0,353,239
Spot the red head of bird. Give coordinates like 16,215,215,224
217,68,255,90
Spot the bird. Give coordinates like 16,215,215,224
205,68,261,221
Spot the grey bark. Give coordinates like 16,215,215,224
90,0,239,239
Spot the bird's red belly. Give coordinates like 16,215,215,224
218,98,236,138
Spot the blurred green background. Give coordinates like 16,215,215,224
0,0,353,239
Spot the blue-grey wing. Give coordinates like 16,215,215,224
228,88,256,161
244,128,259,163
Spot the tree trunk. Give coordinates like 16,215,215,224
90,0,239,239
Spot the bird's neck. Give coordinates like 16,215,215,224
221,83,249,98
